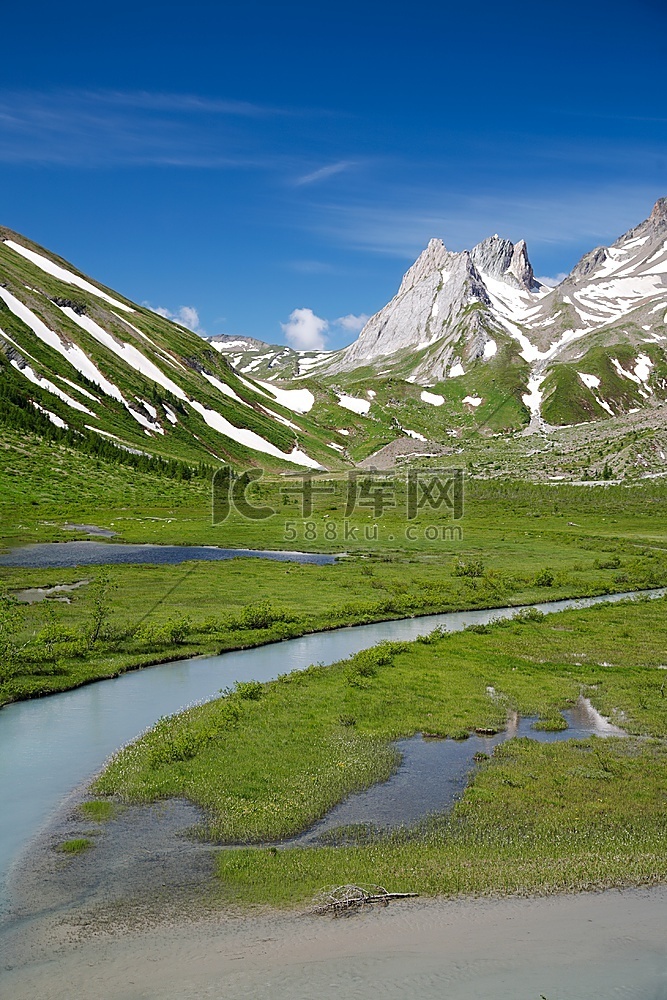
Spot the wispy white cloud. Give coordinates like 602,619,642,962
0,89,290,167
310,186,663,260
149,303,206,335
295,161,353,186
536,273,568,287
281,307,329,350
334,313,368,333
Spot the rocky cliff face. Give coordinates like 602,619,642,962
330,198,667,388
469,235,537,290
331,232,547,379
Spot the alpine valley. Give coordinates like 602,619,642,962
1,198,667,480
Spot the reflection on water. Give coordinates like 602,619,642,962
0,589,661,893
295,697,626,843
0,540,336,568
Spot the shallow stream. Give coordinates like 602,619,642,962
1,587,662,894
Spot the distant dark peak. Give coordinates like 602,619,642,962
568,245,608,283
208,333,269,350
649,197,667,225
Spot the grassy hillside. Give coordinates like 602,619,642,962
0,231,345,472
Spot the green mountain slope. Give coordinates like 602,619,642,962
0,229,345,473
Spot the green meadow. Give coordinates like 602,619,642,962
92,594,667,905
3,417,667,908
2,425,667,705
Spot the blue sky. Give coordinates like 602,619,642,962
1,0,666,350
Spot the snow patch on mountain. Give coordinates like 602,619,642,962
128,404,164,434
255,381,314,414
31,401,67,428
522,377,544,418
4,240,134,313
337,393,371,414
57,376,99,402
113,314,189,371
60,307,188,401
201,371,250,406
634,354,653,382
421,390,444,406
187,398,320,467
0,287,124,401
10,360,95,415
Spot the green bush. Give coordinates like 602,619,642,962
453,558,485,579
134,616,193,647
512,607,546,624
235,680,263,701
231,600,298,630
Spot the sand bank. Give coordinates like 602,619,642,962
3,887,667,1000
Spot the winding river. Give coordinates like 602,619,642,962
1,587,663,894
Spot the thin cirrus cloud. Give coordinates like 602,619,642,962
0,88,292,167
294,161,355,186
281,308,368,351
311,185,663,261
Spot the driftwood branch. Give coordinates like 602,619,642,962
311,883,418,915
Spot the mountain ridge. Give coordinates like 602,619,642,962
1,200,666,479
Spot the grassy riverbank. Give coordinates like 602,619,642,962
2,436,667,706
2,539,666,706
93,594,667,905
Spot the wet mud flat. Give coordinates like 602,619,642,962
3,707,667,999
1,790,219,969
3,887,667,1000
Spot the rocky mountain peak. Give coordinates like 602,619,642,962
649,196,667,226
470,234,515,278
568,245,608,283
397,238,452,295
617,195,667,245
506,239,537,290
470,234,536,290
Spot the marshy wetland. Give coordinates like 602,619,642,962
3,462,667,996
2,590,666,913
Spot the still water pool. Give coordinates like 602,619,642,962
0,588,663,892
